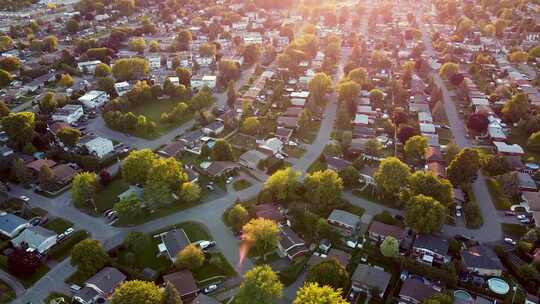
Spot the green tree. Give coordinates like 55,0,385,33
2,112,36,150
128,37,147,53
71,239,109,277
380,236,399,257
408,171,453,206
405,194,446,234
0,56,21,71
0,69,13,87
114,194,143,220
374,157,411,197
212,139,234,161
422,293,453,304
347,68,368,87
180,182,200,202
175,29,192,51
337,80,360,101
236,265,283,304
369,88,385,107
199,43,216,57
242,218,280,255
0,35,13,51
39,92,58,114
364,138,383,157
111,280,164,304
112,58,150,81
226,80,237,107
293,283,347,304
57,127,81,147
149,40,160,52
38,165,54,191
447,148,480,187
175,244,205,270
308,73,333,103
304,169,344,212
163,282,183,304
444,141,460,163
306,259,349,291
339,166,360,188
72,172,98,208
190,88,214,111
243,44,261,65
502,93,529,123
122,149,157,185
228,204,249,231
94,63,111,77
263,168,301,202
439,62,459,79
298,109,312,135
241,117,261,135
0,100,10,117
404,135,428,165
66,19,79,33
175,67,191,87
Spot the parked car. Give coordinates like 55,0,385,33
226,176,234,184
504,238,516,246
19,195,30,202
69,284,81,293
29,217,41,226
196,240,216,250
202,284,218,294
206,185,215,191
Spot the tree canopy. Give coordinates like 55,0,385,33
306,259,349,291
374,157,411,197
236,265,283,304
293,283,347,304
242,218,280,255
71,239,109,277
263,168,301,202
405,194,446,234
111,280,164,304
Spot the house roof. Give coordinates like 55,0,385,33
26,159,56,172
368,221,405,241
413,234,449,256
86,267,126,295
163,229,190,259
518,172,537,191
461,245,502,271
327,248,351,267
279,225,305,250
493,141,524,155
11,226,57,251
163,270,199,297
328,209,360,228
0,213,27,236
324,155,352,171
352,264,391,292
157,140,187,158
51,164,77,184
399,278,437,302
253,204,284,222
204,161,240,177
240,150,268,165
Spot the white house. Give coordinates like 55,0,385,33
78,90,109,109
81,135,114,158
168,76,180,86
114,82,131,96
0,212,29,238
148,55,161,70
258,138,283,155
191,75,217,91
52,104,84,124
77,60,102,74
11,226,57,253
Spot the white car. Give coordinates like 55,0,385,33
203,284,218,294
504,238,516,245
226,177,234,184
65,227,75,236
19,195,30,202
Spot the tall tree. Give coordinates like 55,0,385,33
374,157,411,197
175,244,205,270
71,239,109,277
236,265,283,304
38,165,54,191
446,148,480,187
57,127,81,147
308,73,333,103
380,236,399,257
408,171,453,207
1,112,35,150
404,135,428,165
226,80,237,108
263,168,300,202
111,280,164,304
163,282,183,304
405,195,446,234
72,172,98,208
304,169,344,212
306,259,349,291
228,204,249,231
122,149,157,185
242,218,280,255
294,283,347,304
212,139,234,161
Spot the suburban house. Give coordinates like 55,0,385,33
11,226,58,253
275,127,293,142
77,60,101,74
327,209,361,237
258,138,283,156
460,245,503,277
412,234,450,265
277,225,309,260
114,81,131,96
190,75,217,91
0,212,29,238
157,228,190,263
163,270,199,301
239,149,268,169
73,267,126,304
157,140,187,158
368,221,406,242
307,248,351,268
351,264,392,298
52,104,84,124
202,161,240,178
80,135,114,158
324,155,352,172
252,204,284,223
398,278,438,304
78,90,109,109
202,121,224,136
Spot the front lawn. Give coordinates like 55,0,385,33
283,145,306,158
0,280,15,303
193,252,237,283
233,179,252,191
130,98,195,134
152,221,212,242
44,218,73,234
93,178,130,213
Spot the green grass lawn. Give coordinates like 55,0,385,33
283,146,306,158
193,252,237,283
44,218,73,234
501,223,529,239
152,221,212,242
307,159,328,174
93,178,130,213
0,280,15,303
233,179,252,191
131,98,194,133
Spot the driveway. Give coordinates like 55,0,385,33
0,269,25,297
